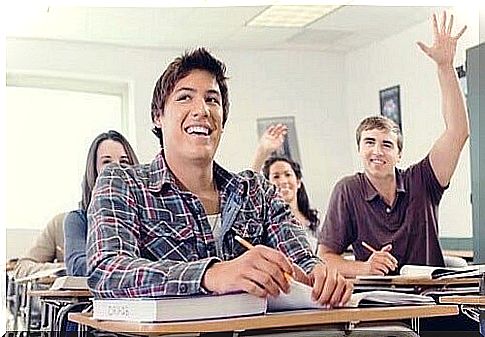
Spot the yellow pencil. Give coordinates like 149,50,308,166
234,235,293,282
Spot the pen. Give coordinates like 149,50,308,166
234,235,293,282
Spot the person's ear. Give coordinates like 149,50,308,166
154,110,163,128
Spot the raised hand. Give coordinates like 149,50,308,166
259,124,288,154
417,11,466,67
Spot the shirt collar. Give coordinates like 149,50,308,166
148,150,248,197
363,168,406,201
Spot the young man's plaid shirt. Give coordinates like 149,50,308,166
87,151,320,298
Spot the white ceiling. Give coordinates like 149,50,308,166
6,5,449,52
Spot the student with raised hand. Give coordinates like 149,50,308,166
63,130,139,276
252,125,320,251
87,48,352,307
13,212,66,279
318,12,468,277
262,156,320,252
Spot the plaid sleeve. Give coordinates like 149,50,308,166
86,165,219,298
257,175,322,274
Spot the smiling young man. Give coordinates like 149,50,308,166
86,48,352,306
318,12,469,277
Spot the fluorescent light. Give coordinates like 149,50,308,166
247,5,343,28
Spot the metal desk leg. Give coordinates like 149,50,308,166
77,323,86,337
411,317,420,335
12,283,23,332
25,281,33,334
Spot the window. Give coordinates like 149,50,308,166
6,81,128,229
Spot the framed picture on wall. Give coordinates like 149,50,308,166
379,85,402,130
256,116,301,164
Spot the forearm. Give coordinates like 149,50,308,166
66,253,87,277
251,145,272,172
88,254,219,298
437,64,469,140
319,252,368,278
13,259,64,279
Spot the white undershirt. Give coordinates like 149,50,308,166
207,213,222,257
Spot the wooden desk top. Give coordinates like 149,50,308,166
443,250,474,259
353,277,480,286
28,289,92,298
439,295,485,306
69,305,458,336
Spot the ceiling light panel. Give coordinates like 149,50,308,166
247,5,342,28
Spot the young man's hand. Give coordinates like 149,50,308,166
363,244,398,275
308,263,353,307
417,11,466,67
202,245,294,297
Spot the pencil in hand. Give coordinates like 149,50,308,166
234,235,293,282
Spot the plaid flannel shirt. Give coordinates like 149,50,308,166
87,151,320,298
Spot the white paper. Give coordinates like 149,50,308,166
267,279,324,311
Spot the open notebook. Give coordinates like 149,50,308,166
358,264,484,282
93,279,434,322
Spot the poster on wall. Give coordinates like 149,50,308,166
256,116,301,164
379,85,402,131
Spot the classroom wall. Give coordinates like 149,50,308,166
342,7,481,238
6,6,480,257
6,38,351,233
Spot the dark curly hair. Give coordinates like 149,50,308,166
262,156,320,232
151,47,230,147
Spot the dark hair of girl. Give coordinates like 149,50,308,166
81,130,139,211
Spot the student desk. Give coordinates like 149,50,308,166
439,295,485,334
12,276,57,333
28,289,93,334
352,277,480,296
439,295,485,306
69,305,458,337
443,249,474,261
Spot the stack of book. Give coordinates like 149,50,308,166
93,279,435,322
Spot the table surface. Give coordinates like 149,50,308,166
28,289,92,298
353,277,480,286
69,305,459,336
439,295,485,305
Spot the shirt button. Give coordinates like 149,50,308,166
386,207,391,213
180,284,187,293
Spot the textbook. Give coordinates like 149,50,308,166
357,264,485,281
93,279,434,322
399,264,484,280
93,292,267,322
268,279,434,311
50,276,89,290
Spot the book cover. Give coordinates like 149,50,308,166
93,292,267,322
